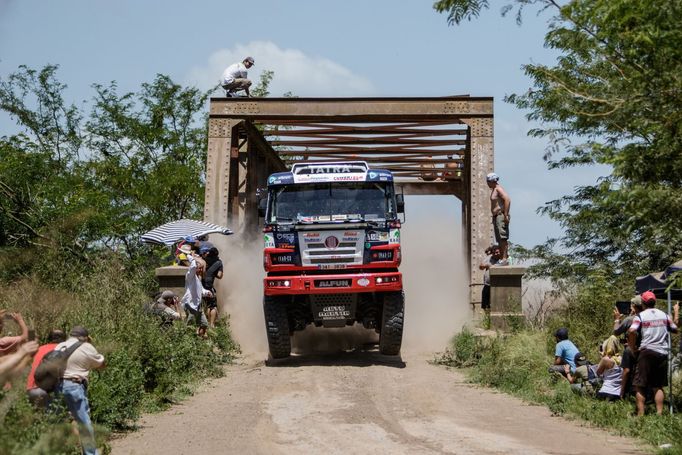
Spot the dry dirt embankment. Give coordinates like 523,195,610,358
111,350,643,455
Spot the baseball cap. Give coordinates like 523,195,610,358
641,291,656,304
244,56,255,64
554,327,569,340
486,172,499,182
158,290,176,304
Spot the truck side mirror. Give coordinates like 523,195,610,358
396,194,405,214
258,198,267,218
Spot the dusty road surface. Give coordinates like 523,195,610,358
111,348,645,455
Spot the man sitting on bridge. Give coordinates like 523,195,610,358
221,56,255,98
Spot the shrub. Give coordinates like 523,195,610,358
0,253,238,452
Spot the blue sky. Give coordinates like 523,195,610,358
0,0,607,249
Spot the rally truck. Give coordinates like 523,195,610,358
260,161,405,359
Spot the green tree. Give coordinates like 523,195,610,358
434,0,682,282
0,65,212,265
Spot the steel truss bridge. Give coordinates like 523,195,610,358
203,96,494,306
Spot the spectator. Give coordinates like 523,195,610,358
26,329,67,408
145,291,181,326
486,173,511,265
54,326,105,455
614,296,644,398
175,243,193,266
181,254,212,338
628,291,678,416
221,56,255,97
613,295,644,336
548,327,581,382
595,335,623,401
0,310,29,356
182,235,215,254
0,341,38,384
201,246,223,328
478,244,501,314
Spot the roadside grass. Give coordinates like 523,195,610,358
0,254,239,454
436,328,682,452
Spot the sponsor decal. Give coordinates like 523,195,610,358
264,233,275,248
343,231,358,236
389,229,400,244
324,236,339,249
332,175,363,181
276,243,295,249
276,233,295,243
366,230,388,242
357,278,370,287
271,254,294,264
268,176,276,184
315,279,351,288
369,171,377,179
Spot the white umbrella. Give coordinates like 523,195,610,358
140,219,233,246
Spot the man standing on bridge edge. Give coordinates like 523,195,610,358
486,172,511,265
221,56,254,97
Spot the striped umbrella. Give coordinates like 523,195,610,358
140,219,233,246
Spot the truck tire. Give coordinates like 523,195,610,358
379,291,404,355
263,295,291,359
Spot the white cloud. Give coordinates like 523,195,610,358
185,41,375,97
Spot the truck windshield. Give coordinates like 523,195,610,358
269,182,394,223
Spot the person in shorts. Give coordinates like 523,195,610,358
628,291,678,415
486,173,511,265
549,327,580,381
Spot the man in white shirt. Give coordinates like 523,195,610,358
628,291,678,416
181,254,212,337
55,326,105,455
221,56,255,97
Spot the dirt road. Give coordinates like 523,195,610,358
111,347,644,455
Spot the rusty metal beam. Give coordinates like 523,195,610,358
395,181,464,198
263,128,467,137
210,97,493,121
274,146,466,155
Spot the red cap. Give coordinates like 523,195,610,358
641,291,656,304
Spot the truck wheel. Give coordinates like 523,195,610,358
263,295,291,359
379,291,404,355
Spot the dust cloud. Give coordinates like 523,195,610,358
212,195,470,356
213,236,268,354
400,196,470,353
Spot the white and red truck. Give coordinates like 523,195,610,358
261,161,405,358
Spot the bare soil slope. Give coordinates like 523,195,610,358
111,349,644,455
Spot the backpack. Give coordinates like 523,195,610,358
574,351,589,367
34,341,83,392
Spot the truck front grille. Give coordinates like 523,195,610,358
299,229,364,267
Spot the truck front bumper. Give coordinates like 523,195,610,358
264,271,402,296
